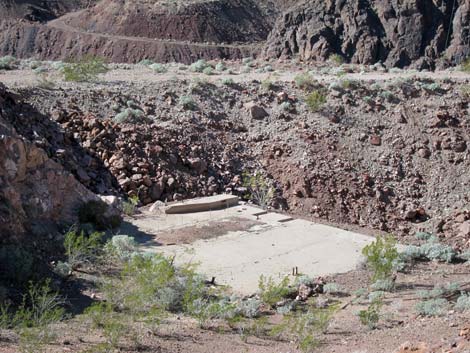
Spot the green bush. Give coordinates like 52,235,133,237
305,90,326,112
323,283,341,294
221,77,235,86
190,59,211,73
215,62,227,71
113,108,144,124
149,63,167,73
416,298,449,316
105,235,138,262
138,59,154,66
362,235,398,281
358,295,382,329
63,56,109,82
371,278,395,292
329,54,344,65
455,293,470,312
179,95,198,110
258,275,291,308
121,195,139,215
461,57,470,72
203,66,214,75
242,171,274,209
0,55,17,70
64,229,104,269
294,73,315,90
0,280,65,329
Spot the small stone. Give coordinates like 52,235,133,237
370,135,382,146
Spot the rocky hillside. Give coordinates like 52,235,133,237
264,0,470,68
65,0,271,43
0,0,92,21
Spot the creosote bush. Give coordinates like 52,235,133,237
305,90,326,112
242,171,274,209
149,63,167,73
0,55,17,70
190,59,211,73
258,275,291,308
294,73,316,90
63,56,109,82
362,235,398,281
64,229,104,269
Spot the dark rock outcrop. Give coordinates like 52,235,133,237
0,83,97,241
264,0,470,68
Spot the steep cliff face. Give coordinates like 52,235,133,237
0,83,96,241
264,0,470,68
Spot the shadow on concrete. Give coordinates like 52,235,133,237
118,220,162,247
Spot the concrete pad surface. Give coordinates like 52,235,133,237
127,203,374,294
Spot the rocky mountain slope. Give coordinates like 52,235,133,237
264,0,470,68
0,0,92,21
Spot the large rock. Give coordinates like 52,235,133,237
0,83,97,241
264,0,470,68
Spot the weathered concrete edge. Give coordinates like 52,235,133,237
164,195,239,214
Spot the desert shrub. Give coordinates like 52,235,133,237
0,280,65,329
261,78,274,91
461,57,470,72
242,171,274,209
138,59,154,66
215,62,226,71
419,242,455,263
363,96,374,105
242,57,254,66
422,82,441,93
121,195,139,215
358,295,382,329
114,107,145,124
53,261,72,277
305,90,326,112
35,72,56,90
221,77,235,86
455,293,470,312
371,278,395,292
362,235,398,281
64,229,104,269
85,302,127,350
415,298,449,316
368,291,385,303
63,56,108,82
149,63,167,73
417,283,459,299
258,275,291,308
323,283,341,295
276,300,298,315
78,200,121,230
237,298,262,318
459,251,470,262
415,232,433,241
262,64,274,72
203,66,214,75
190,59,211,73
271,305,338,352
179,95,198,110
294,73,315,90
105,235,138,262
0,245,34,284
280,101,292,112
0,55,17,70
379,90,396,102
329,54,344,65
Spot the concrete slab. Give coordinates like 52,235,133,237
157,219,373,294
162,195,239,214
123,197,374,295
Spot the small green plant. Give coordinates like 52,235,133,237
138,59,154,66
114,107,144,124
203,66,214,75
371,278,395,292
35,72,56,90
215,62,226,71
63,56,109,82
294,73,315,90
455,293,470,312
362,235,399,281
149,63,167,73
242,171,274,209
280,101,292,112
121,195,139,216
221,77,235,86
189,59,211,73
0,280,65,330
416,298,449,316
305,90,326,112
261,78,274,91
258,275,291,308
0,55,17,70
105,235,139,262
460,57,470,72
329,54,344,65
323,283,341,295
271,305,338,352
358,295,383,329
64,229,104,269
179,95,198,110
